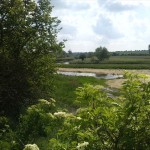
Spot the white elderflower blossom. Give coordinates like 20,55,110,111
23,144,39,150
54,111,67,117
76,117,82,120
77,141,89,150
39,99,50,105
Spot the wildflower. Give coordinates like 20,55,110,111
39,99,50,105
77,141,89,150
54,112,67,117
23,144,39,150
76,117,82,120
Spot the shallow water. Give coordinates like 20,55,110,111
57,62,69,64
57,71,123,79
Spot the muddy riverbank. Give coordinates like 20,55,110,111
58,68,150,89
58,68,150,75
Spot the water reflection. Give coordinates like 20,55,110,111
57,71,123,79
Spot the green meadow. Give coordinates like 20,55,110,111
53,74,106,111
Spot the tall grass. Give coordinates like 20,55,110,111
53,74,106,111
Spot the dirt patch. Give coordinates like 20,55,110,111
58,68,150,75
106,79,126,89
59,68,124,74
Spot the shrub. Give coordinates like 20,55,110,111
13,72,150,149
18,99,56,144
49,72,150,149
0,117,19,150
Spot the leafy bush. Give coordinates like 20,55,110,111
18,98,75,149
18,99,57,144
6,72,149,149
48,72,150,149
0,117,19,150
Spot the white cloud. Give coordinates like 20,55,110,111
50,0,150,52
51,0,90,10
51,0,67,9
60,24,77,36
93,16,123,39
97,0,140,12
106,2,137,12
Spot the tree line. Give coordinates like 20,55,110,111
57,47,150,64
57,46,110,63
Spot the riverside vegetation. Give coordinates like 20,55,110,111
53,75,106,111
0,72,150,149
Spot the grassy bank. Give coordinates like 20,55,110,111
53,74,106,111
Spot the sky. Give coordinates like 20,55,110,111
51,0,150,52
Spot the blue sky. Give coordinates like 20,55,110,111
51,0,150,52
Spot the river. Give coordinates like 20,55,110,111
57,71,123,80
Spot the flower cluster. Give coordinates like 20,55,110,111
77,141,89,150
23,144,39,150
76,117,82,120
54,111,67,117
38,99,51,105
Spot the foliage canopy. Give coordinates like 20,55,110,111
0,0,63,117
95,46,110,61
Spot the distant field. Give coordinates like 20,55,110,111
60,56,150,69
102,56,150,64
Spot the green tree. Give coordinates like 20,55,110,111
95,46,110,61
79,53,86,61
0,0,63,118
67,50,72,57
56,50,67,58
